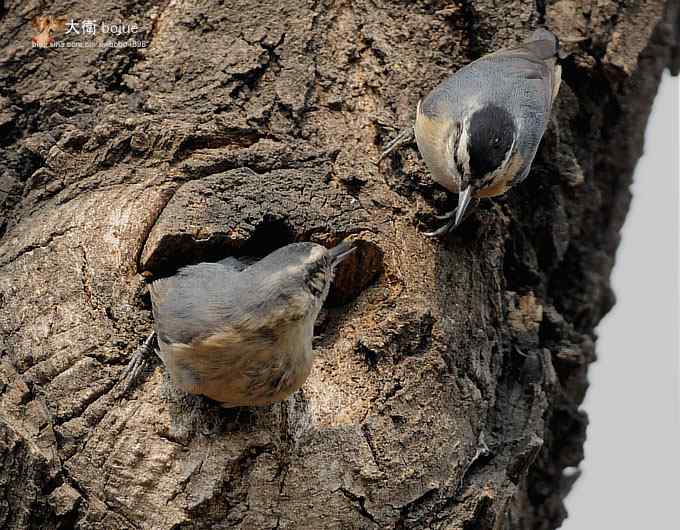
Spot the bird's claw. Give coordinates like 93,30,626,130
424,198,480,237
423,219,456,238
117,332,157,398
433,208,458,221
375,125,415,164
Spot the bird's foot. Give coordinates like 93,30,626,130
375,125,415,164
424,199,480,238
423,218,457,238
433,208,458,221
116,332,157,398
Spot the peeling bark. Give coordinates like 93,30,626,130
0,1,677,529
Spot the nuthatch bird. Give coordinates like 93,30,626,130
121,241,355,407
379,29,561,236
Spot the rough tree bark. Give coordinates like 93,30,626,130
0,1,677,529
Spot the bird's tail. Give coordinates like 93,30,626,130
525,28,559,60
527,28,562,104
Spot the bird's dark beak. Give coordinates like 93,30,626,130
329,240,356,267
454,186,473,228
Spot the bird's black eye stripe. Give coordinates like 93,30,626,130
307,273,325,297
453,148,464,176
452,123,465,175
305,259,327,297
307,260,324,277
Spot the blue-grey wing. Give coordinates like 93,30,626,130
421,35,558,122
150,262,244,346
487,49,557,112
218,256,248,272
481,46,559,182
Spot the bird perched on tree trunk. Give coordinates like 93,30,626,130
120,241,355,407
378,29,561,236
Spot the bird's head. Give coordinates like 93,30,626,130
249,241,356,314
447,103,517,227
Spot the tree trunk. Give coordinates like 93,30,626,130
0,1,677,528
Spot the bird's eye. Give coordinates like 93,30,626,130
306,270,326,297
492,137,500,146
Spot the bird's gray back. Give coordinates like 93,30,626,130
149,254,312,348
421,42,558,169
150,262,248,347
150,244,324,349
217,256,248,272
425,51,553,118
